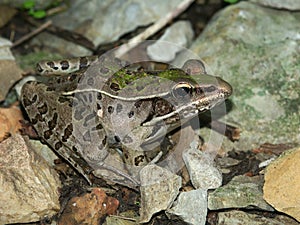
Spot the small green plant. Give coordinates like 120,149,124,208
224,0,240,4
23,0,46,19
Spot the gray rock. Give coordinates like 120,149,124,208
0,37,23,101
208,175,273,211
250,0,300,10
49,0,183,47
32,33,93,57
167,189,207,225
217,210,300,225
189,1,300,151
147,20,194,62
139,164,182,223
183,140,222,190
0,135,61,224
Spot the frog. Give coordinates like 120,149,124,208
21,55,232,188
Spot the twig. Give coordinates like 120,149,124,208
12,20,53,47
115,0,195,58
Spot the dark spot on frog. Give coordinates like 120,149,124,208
72,146,78,152
135,155,146,166
60,60,70,70
62,123,73,142
46,86,55,91
96,103,101,110
38,103,48,115
100,67,109,74
128,111,134,118
74,107,85,120
102,136,107,146
91,123,103,131
203,85,217,93
35,113,43,122
43,130,52,140
54,141,63,150
48,112,58,130
36,64,43,73
108,106,114,114
154,99,173,116
195,87,204,95
114,135,121,142
87,77,94,86
68,73,77,81
46,61,56,69
97,93,102,100
110,83,120,91
83,131,91,142
58,96,69,103
22,94,37,107
31,117,38,125
79,57,88,69
116,103,122,113
88,93,93,103
134,100,143,108
81,93,88,102
136,85,145,92
83,112,96,126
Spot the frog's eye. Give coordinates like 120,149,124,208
172,82,193,99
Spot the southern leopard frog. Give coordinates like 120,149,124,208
21,55,232,188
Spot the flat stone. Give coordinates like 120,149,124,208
208,175,273,211
263,147,300,222
167,189,207,225
0,134,61,224
183,140,222,190
139,164,181,223
217,210,299,225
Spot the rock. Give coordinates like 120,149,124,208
217,210,299,225
208,175,273,211
263,147,300,222
48,0,183,47
32,32,93,58
0,134,61,224
183,140,222,190
139,164,182,223
250,0,300,10
189,1,300,151
0,37,23,100
58,188,119,225
147,20,194,62
167,189,207,225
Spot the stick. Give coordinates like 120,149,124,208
115,0,195,57
12,20,52,47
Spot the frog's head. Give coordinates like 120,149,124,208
142,72,232,127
